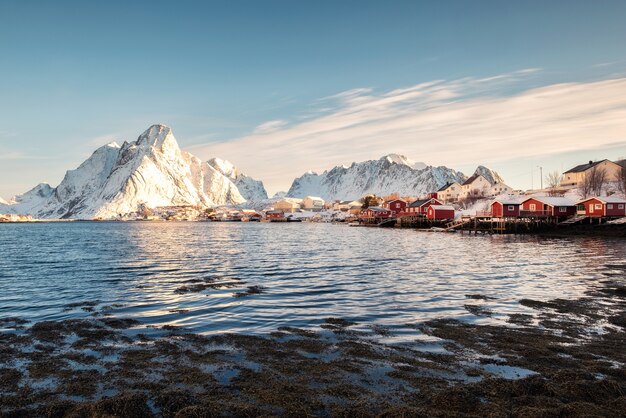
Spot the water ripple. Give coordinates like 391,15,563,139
0,222,624,338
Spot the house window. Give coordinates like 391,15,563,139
619,204,625,209
595,204,602,209
529,203,536,211
507,205,515,211
607,204,613,209
559,207,567,213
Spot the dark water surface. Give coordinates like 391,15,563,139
1,222,624,339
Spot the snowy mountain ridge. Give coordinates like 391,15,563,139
207,158,268,201
286,154,504,201
2,124,267,219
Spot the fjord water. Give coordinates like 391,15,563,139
1,222,624,337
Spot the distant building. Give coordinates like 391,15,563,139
301,196,325,211
265,210,285,220
273,199,301,213
359,206,392,220
405,198,442,215
560,160,623,188
436,182,462,202
383,198,407,215
332,200,362,211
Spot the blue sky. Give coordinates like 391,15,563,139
1,0,626,197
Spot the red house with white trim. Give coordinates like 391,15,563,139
383,199,407,215
490,199,521,218
426,205,455,220
405,198,442,215
577,197,626,217
521,197,576,218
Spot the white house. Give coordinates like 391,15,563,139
560,159,623,188
461,174,491,198
436,182,462,202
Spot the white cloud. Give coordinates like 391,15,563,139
252,120,288,134
190,71,626,194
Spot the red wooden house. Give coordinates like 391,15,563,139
490,199,521,218
405,198,442,215
577,197,626,217
426,205,455,220
520,197,576,218
360,206,393,220
383,199,407,215
265,210,285,220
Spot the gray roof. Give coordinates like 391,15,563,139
408,198,435,208
564,159,608,174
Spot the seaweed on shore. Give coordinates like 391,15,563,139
2,277,626,417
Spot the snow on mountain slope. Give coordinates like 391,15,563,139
0,196,7,205
6,124,259,219
286,154,468,200
4,183,55,215
207,158,268,201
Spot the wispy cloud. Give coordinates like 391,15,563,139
191,70,626,193
253,120,288,134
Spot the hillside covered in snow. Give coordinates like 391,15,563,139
286,154,501,200
1,125,267,219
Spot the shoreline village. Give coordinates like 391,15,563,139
2,158,626,236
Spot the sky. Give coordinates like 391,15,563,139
1,0,626,199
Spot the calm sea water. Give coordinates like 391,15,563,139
1,222,624,339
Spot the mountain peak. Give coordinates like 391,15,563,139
136,124,180,158
380,153,427,170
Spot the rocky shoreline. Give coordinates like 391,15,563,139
1,274,625,417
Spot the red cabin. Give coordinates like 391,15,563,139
427,205,455,220
490,200,521,218
360,206,393,220
265,210,285,220
383,199,407,215
577,197,626,217
405,198,442,215
521,197,576,218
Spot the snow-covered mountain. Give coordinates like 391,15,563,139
207,158,268,201
286,154,470,200
0,196,7,205
4,124,266,219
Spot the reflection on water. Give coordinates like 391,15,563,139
0,222,624,337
